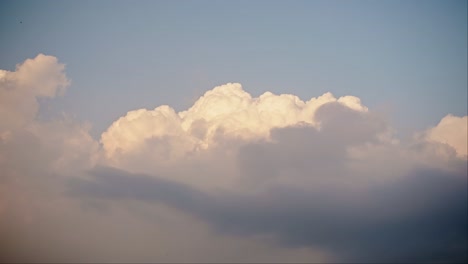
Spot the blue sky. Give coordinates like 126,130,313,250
1,0,466,138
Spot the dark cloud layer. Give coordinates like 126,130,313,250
70,163,467,263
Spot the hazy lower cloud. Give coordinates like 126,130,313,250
71,165,467,263
1,55,467,263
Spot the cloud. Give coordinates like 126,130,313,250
0,55,330,263
1,54,467,263
100,83,368,162
0,54,69,134
71,165,467,263
425,114,467,158
0,54,97,178
93,83,468,262
0,55,99,261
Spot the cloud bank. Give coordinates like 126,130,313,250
1,54,467,263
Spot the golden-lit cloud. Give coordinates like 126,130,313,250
101,83,368,161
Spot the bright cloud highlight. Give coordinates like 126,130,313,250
101,83,369,161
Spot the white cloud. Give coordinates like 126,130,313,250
425,114,467,158
0,54,69,133
1,54,467,263
101,83,369,165
98,82,467,193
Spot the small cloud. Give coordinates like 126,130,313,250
0,54,70,133
425,114,468,158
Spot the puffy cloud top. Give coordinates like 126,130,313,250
426,114,468,158
0,55,97,176
101,83,368,160
0,54,70,133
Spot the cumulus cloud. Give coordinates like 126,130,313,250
0,55,97,177
101,83,368,161
1,55,467,263
425,114,467,158
94,83,467,262
0,54,69,134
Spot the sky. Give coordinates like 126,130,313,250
0,0,467,263
1,0,466,137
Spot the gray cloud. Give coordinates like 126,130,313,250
70,163,467,263
67,102,467,263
